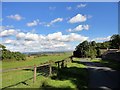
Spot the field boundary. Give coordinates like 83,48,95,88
1,56,73,73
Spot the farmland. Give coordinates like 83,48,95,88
2,52,72,69
2,53,88,89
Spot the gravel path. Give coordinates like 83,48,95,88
80,60,120,89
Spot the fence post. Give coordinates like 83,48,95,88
61,60,64,68
33,64,36,83
65,60,67,67
70,56,73,62
58,62,60,69
49,64,52,76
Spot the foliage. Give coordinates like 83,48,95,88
74,34,120,58
110,34,120,49
1,44,26,61
74,41,97,59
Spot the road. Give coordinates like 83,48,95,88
80,60,120,89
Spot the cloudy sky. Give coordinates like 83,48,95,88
0,2,118,52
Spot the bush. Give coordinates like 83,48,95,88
1,44,26,61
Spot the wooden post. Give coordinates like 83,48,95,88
49,64,52,76
58,62,60,69
61,60,64,68
65,60,67,67
33,64,36,83
70,56,73,62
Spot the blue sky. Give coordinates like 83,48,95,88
1,2,118,52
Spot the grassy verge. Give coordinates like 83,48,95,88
2,58,88,89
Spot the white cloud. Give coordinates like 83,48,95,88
51,18,63,24
7,14,23,21
87,15,93,19
25,33,39,41
83,25,89,30
3,39,15,44
16,32,40,41
76,4,86,8
47,32,88,42
49,6,56,10
46,18,63,27
26,19,39,27
16,32,26,39
2,31,89,52
91,36,111,42
69,14,87,23
0,29,17,37
67,25,89,32
66,6,72,10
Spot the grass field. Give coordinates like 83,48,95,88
2,53,72,69
2,53,88,89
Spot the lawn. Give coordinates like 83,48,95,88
2,56,88,89
2,53,72,69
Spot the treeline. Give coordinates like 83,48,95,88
0,44,26,61
74,34,120,58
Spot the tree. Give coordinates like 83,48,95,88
0,44,6,50
1,44,26,61
110,34,120,49
74,41,97,58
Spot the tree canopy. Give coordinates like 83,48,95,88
1,44,26,61
110,34,120,49
74,34,120,58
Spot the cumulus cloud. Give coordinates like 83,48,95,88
26,19,39,27
2,30,89,52
0,29,17,37
69,14,87,23
7,14,23,21
76,4,86,8
46,32,88,42
46,18,63,27
3,39,15,44
91,36,111,42
67,25,89,32
16,32,26,39
16,31,88,42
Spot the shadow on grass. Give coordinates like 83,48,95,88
2,61,88,90
2,77,33,90
40,81,72,90
23,61,89,89
101,59,120,71
50,66,88,90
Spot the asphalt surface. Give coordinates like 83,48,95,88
80,60,120,90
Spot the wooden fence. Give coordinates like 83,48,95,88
32,56,73,82
2,56,73,83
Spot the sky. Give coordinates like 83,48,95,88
0,2,118,52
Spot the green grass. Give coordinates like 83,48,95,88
2,53,71,69
2,57,88,89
